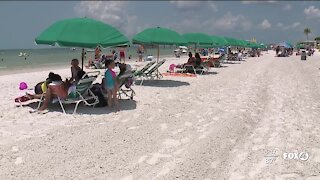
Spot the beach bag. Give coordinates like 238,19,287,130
94,91,107,107
90,84,107,107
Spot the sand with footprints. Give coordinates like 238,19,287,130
0,51,320,179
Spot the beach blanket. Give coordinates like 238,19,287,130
162,72,196,77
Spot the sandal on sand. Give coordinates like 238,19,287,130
29,109,48,114
29,109,38,114
37,110,49,114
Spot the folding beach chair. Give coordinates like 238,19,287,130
37,71,100,114
214,54,226,68
132,61,156,76
136,59,166,85
117,73,136,100
183,60,210,75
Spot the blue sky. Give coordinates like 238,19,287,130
1,1,320,49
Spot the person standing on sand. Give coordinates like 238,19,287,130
119,47,125,63
137,45,144,62
95,46,101,59
276,46,280,56
104,60,120,111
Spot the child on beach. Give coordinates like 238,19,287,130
71,59,81,82
104,60,119,111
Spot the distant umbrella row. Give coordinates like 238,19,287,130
35,17,266,49
35,17,266,68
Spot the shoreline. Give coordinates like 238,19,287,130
0,54,179,76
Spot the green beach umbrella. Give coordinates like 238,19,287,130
182,33,214,50
211,35,229,47
132,27,187,78
296,44,305,49
35,17,129,69
132,27,187,46
224,37,242,47
243,41,258,48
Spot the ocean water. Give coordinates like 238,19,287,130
0,46,177,73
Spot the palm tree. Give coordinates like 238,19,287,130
304,28,311,41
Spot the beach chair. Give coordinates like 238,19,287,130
132,61,156,77
117,73,136,100
214,54,226,67
136,59,166,85
183,60,210,75
37,71,100,114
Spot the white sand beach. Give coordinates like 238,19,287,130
1,51,320,179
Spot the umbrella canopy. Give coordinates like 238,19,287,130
242,41,260,48
296,44,305,49
132,27,187,78
182,33,214,46
224,37,244,47
211,35,229,47
132,27,187,45
35,17,129,48
278,42,292,48
35,17,129,69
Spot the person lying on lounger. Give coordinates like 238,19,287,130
26,71,87,113
15,72,55,103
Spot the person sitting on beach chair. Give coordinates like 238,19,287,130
117,62,135,99
175,52,196,71
71,59,82,82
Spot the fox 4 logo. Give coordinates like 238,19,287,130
283,152,309,161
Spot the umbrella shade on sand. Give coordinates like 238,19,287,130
35,17,129,69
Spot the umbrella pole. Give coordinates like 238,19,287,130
157,45,160,78
81,48,84,70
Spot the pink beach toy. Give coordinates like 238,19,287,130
169,64,176,72
19,82,28,90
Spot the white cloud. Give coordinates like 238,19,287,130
242,1,277,5
214,12,252,32
276,22,301,31
170,1,217,11
166,12,252,34
292,22,301,28
304,6,320,19
259,19,272,29
283,4,292,11
167,18,199,33
276,22,284,28
74,1,139,36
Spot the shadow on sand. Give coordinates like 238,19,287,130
21,99,137,115
136,79,190,88
203,71,218,75
223,61,242,64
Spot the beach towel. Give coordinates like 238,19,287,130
15,95,31,103
162,72,196,77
